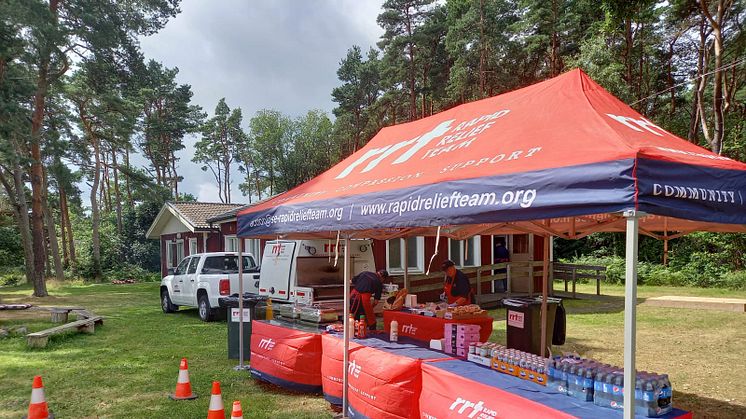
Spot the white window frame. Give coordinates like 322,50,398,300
175,239,185,265
244,238,262,262
165,240,173,268
189,238,198,255
385,237,425,274
224,235,239,252
448,236,481,268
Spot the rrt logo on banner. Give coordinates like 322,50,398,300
401,324,418,335
348,360,361,378
258,338,275,350
450,398,497,418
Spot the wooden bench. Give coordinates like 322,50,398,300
553,263,607,297
26,316,104,348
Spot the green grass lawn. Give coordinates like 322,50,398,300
1,281,745,418
0,282,331,419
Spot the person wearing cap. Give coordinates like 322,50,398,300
350,269,388,330
441,259,474,306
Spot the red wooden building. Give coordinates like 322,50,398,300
148,202,548,302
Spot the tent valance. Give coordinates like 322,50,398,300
237,69,746,239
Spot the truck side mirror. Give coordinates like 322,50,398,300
168,267,175,275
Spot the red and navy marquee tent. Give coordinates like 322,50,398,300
237,69,746,239
236,69,746,418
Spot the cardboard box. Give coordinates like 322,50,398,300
467,353,492,367
456,324,481,334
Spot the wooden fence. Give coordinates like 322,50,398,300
552,263,607,297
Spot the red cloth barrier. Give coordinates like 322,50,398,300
383,311,493,342
419,362,576,419
321,334,422,418
249,320,322,393
321,333,361,405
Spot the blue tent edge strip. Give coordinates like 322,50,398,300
236,157,746,238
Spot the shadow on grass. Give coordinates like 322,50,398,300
673,391,746,418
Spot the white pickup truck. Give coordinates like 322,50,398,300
160,252,260,321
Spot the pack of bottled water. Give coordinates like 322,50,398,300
546,354,595,400
548,353,673,417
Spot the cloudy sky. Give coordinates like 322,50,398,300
138,0,384,202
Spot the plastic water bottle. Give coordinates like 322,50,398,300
611,374,624,409
593,369,607,407
390,319,398,342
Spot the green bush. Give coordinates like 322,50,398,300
103,264,160,283
560,255,732,288
717,271,746,290
0,271,24,287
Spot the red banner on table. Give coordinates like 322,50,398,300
419,362,575,419
321,333,362,405
322,334,422,418
249,320,322,393
384,311,493,342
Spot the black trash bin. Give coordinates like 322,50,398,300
503,297,562,356
219,294,266,360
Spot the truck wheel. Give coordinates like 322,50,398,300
161,289,178,313
198,294,215,322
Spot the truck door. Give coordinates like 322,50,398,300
182,256,200,305
170,257,191,305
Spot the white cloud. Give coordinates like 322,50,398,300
135,0,384,204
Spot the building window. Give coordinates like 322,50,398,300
189,238,198,255
224,235,238,252
386,237,424,273
165,240,173,268
175,240,185,265
244,239,262,261
167,239,184,268
513,234,529,254
449,236,481,267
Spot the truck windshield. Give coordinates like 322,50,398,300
201,255,256,274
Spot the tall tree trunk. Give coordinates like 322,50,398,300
60,185,76,266
59,194,69,268
700,0,727,154
30,64,49,297
479,0,487,94
124,148,133,207
171,150,179,197
90,136,102,281
404,6,417,121
112,148,123,233
0,165,35,284
42,168,64,281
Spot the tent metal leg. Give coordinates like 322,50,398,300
342,237,351,417
235,241,247,371
623,210,640,419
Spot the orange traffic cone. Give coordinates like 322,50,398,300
23,375,53,419
169,358,198,400
207,381,225,419
230,401,243,419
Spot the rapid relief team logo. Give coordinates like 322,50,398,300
348,360,361,379
270,243,286,255
450,397,497,418
401,323,418,335
507,310,524,329
257,338,275,351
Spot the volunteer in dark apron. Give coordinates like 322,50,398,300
350,269,388,330
441,259,474,306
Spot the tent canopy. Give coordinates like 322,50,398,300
238,69,746,239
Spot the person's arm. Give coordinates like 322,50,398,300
373,280,382,301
